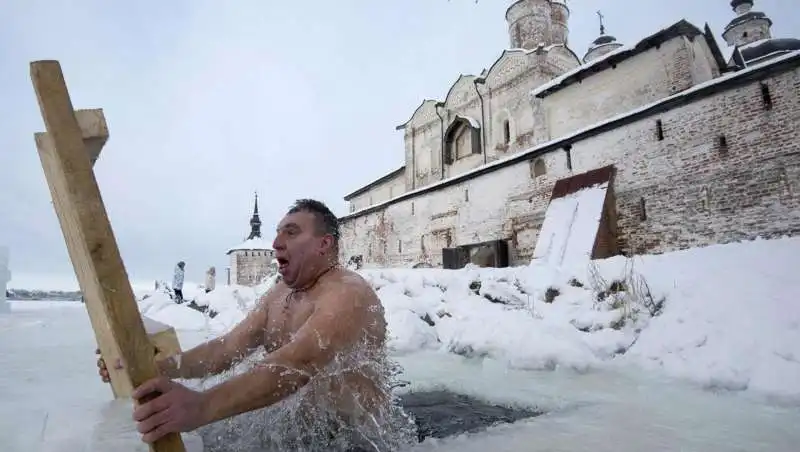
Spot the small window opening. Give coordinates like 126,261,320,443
656,120,664,141
639,197,647,221
564,145,573,171
717,134,729,154
760,82,772,110
502,120,511,144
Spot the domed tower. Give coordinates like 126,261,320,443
583,11,624,63
722,0,800,66
722,0,772,47
549,1,570,45
506,0,568,49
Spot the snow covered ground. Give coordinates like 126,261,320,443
2,236,799,451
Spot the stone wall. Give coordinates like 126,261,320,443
339,56,800,268
230,249,274,286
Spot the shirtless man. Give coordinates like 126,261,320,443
97,199,396,447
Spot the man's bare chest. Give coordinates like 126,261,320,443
263,292,316,351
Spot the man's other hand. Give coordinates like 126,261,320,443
132,376,210,443
95,348,123,384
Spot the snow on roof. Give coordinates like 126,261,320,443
341,50,800,221
226,237,273,254
739,38,771,51
531,44,631,97
532,20,707,98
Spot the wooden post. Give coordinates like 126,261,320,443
30,60,186,452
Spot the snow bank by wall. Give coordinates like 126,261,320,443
136,237,800,400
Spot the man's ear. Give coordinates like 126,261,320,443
320,234,335,253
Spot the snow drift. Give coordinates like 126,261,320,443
137,236,800,400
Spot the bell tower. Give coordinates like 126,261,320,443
506,0,570,50
722,0,772,47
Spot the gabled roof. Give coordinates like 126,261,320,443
395,99,441,131
343,165,406,201
443,74,478,105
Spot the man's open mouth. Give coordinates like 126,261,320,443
276,257,289,270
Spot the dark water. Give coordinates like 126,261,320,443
199,390,542,451
398,390,543,442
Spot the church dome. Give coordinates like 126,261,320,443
592,34,617,46
582,11,624,64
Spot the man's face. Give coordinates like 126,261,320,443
273,211,332,287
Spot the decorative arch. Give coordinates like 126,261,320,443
543,43,582,67
443,115,482,164
443,74,478,108
396,99,440,130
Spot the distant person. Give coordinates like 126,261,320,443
96,199,406,450
173,261,185,303
204,267,216,294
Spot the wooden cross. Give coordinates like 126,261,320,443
30,60,186,452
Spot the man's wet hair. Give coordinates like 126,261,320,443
287,199,340,244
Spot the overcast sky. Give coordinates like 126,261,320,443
0,0,796,289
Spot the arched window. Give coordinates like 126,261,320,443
443,116,481,164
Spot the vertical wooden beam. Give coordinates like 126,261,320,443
30,60,185,452
36,109,127,398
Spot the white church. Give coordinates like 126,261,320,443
338,0,800,269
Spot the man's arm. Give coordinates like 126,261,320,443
199,281,367,424
159,293,271,380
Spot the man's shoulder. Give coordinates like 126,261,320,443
326,268,372,292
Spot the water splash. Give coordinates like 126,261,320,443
194,334,418,451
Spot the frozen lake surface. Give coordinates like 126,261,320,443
1,301,798,451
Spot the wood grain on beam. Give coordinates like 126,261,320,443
30,59,186,452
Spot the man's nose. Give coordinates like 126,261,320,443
272,236,283,250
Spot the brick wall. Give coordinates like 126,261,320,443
339,57,800,268
230,250,274,286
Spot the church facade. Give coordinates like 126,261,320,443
338,0,800,269
226,194,275,286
